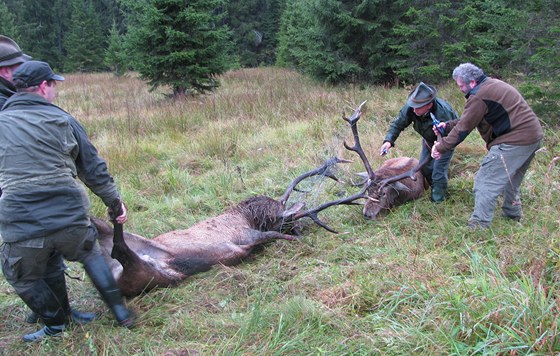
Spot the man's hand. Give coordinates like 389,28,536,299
433,122,446,136
431,142,442,160
108,199,128,224
379,142,392,156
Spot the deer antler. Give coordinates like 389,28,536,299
342,101,376,182
343,101,429,191
279,156,351,205
292,184,369,233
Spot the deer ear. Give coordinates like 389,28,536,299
282,202,305,218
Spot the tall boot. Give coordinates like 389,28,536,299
431,180,448,203
25,274,96,325
25,310,40,324
83,254,136,328
17,280,67,342
45,273,96,325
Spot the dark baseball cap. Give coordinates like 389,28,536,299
12,60,64,89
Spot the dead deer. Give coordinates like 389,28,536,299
342,101,430,219
95,157,362,297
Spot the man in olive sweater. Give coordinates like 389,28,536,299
432,63,543,229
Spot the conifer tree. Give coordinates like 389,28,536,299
0,1,20,40
8,0,68,70
64,0,106,72
227,0,285,67
104,22,129,76
121,0,232,97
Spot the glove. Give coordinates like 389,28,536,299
108,198,128,224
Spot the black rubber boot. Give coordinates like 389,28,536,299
17,280,67,342
83,255,136,328
45,274,96,325
25,311,40,324
26,308,95,325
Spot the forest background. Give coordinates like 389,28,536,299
0,0,559,124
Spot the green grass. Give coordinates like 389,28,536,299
1,68,559,355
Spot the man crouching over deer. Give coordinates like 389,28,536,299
378,82,459,202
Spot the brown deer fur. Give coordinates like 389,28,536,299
94,159,353,297
362,157,429,219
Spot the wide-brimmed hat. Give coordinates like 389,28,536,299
0,35,31,67
406,82,437,108
12,60,64,88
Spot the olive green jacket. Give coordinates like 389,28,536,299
0,93,120,242
0,77,16,109
383,97,459,148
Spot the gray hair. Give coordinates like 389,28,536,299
452,63,485,83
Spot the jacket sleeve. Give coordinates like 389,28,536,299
383,106,413,147
437,96,487,153
68,116,120,207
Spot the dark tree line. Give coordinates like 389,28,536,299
1,0,558,119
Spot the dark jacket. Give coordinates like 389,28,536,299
0,92,120,242
437,77,543,152
384,97,459,148
0,77,16,109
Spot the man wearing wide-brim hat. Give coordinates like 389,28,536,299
379,82,459,202
0,35,31,108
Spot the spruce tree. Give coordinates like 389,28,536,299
0,1,20,39
121,0,232,97
64,0,106,72
227,0,285,67
104,22,129,76
8,0,68,70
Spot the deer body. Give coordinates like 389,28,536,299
94,196,300,297
94,158,351,298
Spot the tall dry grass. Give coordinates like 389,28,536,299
0,68,559,355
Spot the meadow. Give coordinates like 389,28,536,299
0,67,559,355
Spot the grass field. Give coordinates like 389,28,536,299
0,67,559,355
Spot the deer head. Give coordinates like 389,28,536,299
342,101,430,219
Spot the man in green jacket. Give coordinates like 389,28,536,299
380,82,459,202
0,61,135,342
432,63,543,228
